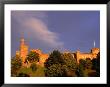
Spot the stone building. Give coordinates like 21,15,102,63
30,49,49,66
16,37,49,67
16,37,28,66
75,48,100,63
15,37,99,67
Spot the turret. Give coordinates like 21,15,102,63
19,37,28,66
91,48,99,54
20,38,25,45
76,50,80,63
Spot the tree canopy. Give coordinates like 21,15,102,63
44,50,78,77
11,55,22,76
26,51,40,63
44,50,63,68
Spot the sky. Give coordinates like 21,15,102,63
11,11,100,57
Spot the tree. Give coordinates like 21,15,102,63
26,51,39,63
44,50,66,76
92,52,100,76
85,58,92,69
61,53,77,71
79,59,86,69
92,58,97,70
44,50,63,68
96,52,100,76
77,59,86,77
45,64,66,77
30,63,37,72
17,72,30,77
44,50,78,77
11,55,22,76
61,53,78,76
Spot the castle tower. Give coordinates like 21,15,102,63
20,37,28,65
91,41,100,54
94,40,95,48
16,51,20,56
76,50,80,63
91,48,99,54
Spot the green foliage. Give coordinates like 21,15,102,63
96,54,100,76
79,59,86,69
44,50,78,77
26,51,39,63
30,63,37,72
11,50,100,77
11,55,22,76
17,72,30,77
45,64,66,77
77,58,93,77
85,58,92,69
92,52,100,76
44,50,65,76
92,59,97,70
77,52,100,77
77,59,86,76
18,65,45,77
44,50,63,68
61,53,77,71
78,64,84,76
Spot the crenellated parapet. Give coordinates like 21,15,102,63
75,48,99,63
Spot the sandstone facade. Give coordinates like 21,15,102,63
16,38,49,67
30,49,49,66
75,48,99,63
16,38,99,67
16,38,28,66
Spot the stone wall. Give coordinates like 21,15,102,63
30,49,49,67
76,48,99,63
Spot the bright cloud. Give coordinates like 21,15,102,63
12,11,64,48
23,18,64,48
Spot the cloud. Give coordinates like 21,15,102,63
11,11,47,24
23,18,64,48
12,11,64,49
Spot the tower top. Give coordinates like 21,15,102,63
20,32,25,45
21,32,24,39
94,40,95,48
20,37,25,45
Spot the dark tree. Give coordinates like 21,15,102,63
44,50,63,68
85,58,92,69
79,59,86,69
61,53,77,70
11,55,22,76
61,53,78,76
17,72,30,77
26,51,39,63
92,52,100,76
44,50,78,77
77,59,86,77
44,50,66,77
30,63,37,72
45,64,67,77
96,52,100,76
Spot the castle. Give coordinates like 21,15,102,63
30,49,49,66
15,37,99,67
16,37,49,67
16,37,28,66
74,48,99,63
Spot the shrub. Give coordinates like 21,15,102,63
30,63,37,72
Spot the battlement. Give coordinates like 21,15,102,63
91,48,100,54
16,37,100,66
75,48,100,63
30,49,42,55
30,49,49,66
